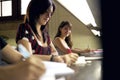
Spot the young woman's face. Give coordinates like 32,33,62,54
38,6,53,25
60,25,71,37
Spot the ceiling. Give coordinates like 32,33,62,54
55,0,101,35
86,0,101,28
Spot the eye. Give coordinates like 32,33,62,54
44,11,52,17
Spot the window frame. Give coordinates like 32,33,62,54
0,0,24,22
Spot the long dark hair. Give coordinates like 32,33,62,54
54,21,73,48
24,0,55,43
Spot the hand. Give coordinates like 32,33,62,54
1,55,46,80
83,48,91,53
61,53,79,66
52,55,64,63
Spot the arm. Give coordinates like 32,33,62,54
71,48,83,53
72,48,91,54
17,39,32,55
0,37,23,64
53,37,71,54
49,41,79,65
1,44,23,64
60,53,79,66
17,38,63,62
17,39,51,61
16,24,33,55
0,55,45,80
49,41,59,55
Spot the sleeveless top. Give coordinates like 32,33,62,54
16,23,51,55
55,46,72,55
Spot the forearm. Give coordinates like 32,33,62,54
17,39,32,55
1,44,23,64
34,54,51,61
71,49,85,56
71,48,84,53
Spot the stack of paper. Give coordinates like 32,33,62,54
75,56,86,64
85,56,103,60
75,56,102,65
80,49,103,57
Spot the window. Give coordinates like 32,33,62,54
21,0,31,15
0,0,12,17
0,0,31,21
0,0,19,21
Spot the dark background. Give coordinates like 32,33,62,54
101,0,120,80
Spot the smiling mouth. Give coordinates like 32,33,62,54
65,32,69,34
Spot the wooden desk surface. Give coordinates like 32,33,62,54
64,60,102,80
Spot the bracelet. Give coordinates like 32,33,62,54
50,55,58,61
77,53,81,56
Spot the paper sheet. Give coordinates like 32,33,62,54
40,61,75,80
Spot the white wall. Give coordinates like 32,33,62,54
49,0,102,49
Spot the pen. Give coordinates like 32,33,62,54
87,44,89,49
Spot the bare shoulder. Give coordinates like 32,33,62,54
53,37,62,44
54,37,62,42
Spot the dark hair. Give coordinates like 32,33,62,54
54,21,73,48
24,0,55,42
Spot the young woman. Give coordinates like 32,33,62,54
16,0,78,65
53,21,91,55
0,37,45,80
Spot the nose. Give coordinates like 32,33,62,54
65,29,70,33
67,28,71,31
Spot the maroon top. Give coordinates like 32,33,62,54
16,23,51,55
